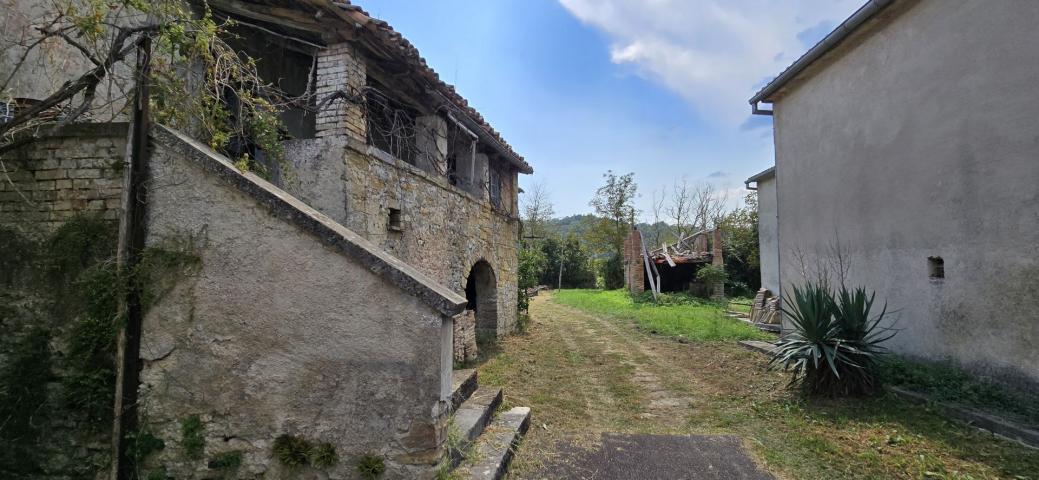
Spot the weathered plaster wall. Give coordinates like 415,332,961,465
138,128,457,479
771,0,1039,388
756,176,779,295
282,137,522,338
0,123,126,231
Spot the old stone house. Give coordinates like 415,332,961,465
1,0,531,478
748,0,1039,389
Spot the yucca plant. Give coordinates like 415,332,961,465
769,282,895,396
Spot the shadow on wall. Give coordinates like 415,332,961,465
466,260,498,344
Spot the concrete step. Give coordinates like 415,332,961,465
459,406,532,480
738,340,778,356
736,317,782,333
452,386,503,446
451,369,479,412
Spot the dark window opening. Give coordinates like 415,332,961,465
489,166,502,208
928,256,945,279
365,76,419,165
223,23,317,140
388,208,403,232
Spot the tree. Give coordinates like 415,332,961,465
521,181,555,240
718,192,760,295
1,0,289,170
587,171,638,255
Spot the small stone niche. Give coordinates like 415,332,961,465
387,207,403,232
928,256,945,279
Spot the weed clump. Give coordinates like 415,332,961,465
272,435,312,467
181,415,205,459
308,442,338,468
209,450,243,478
357,453,386,479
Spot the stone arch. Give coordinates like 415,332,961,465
465,260,498,342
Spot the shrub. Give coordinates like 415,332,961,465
769,282,895,396
695,264,728,286
601,252,624,290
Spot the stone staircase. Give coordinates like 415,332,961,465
447,369,531,479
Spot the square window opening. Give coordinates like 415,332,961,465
388,208,403,232
928,256,944,279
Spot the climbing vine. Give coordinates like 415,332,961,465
0,215,203,477
2,0,296,174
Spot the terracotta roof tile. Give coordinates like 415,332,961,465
334,1,532,173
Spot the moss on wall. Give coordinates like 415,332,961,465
0,215,201,479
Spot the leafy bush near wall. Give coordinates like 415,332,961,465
694,264,728,287
770,282,896,397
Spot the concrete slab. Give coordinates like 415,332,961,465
538,433,774,480
464,406,532,480
738,340,777,356
454,386,503,444
451,369,478,411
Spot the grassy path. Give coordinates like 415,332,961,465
478,292,1039,480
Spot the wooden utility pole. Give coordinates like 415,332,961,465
111,36,152,480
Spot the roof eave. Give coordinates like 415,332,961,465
748,0,896,106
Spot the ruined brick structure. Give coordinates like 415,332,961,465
624,228,725,297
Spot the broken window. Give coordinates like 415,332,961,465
445,122,477,188
365,76,419,166
928,256,945,279
223,23,317,139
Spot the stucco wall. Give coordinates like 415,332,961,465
282,137,521,338
756,176,779,295
771,0,1039,388
138,129,454,479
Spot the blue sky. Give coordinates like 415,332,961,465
356,0,862,219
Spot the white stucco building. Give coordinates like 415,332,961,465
749,0,1039,389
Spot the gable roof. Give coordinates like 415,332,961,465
748,0,896,107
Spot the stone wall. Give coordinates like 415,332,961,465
0,123,126,232
282,136,522,339
137,126,465,479
453,310,478,364
0,123,127,479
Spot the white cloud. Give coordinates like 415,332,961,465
558,0,863,125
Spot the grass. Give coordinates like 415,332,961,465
480,293,1039,480
880,357,1039,427
727,295,755,314
553,289,770,341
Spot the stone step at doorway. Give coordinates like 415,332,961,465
447,369,532,480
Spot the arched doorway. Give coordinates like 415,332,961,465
465,260,498,343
